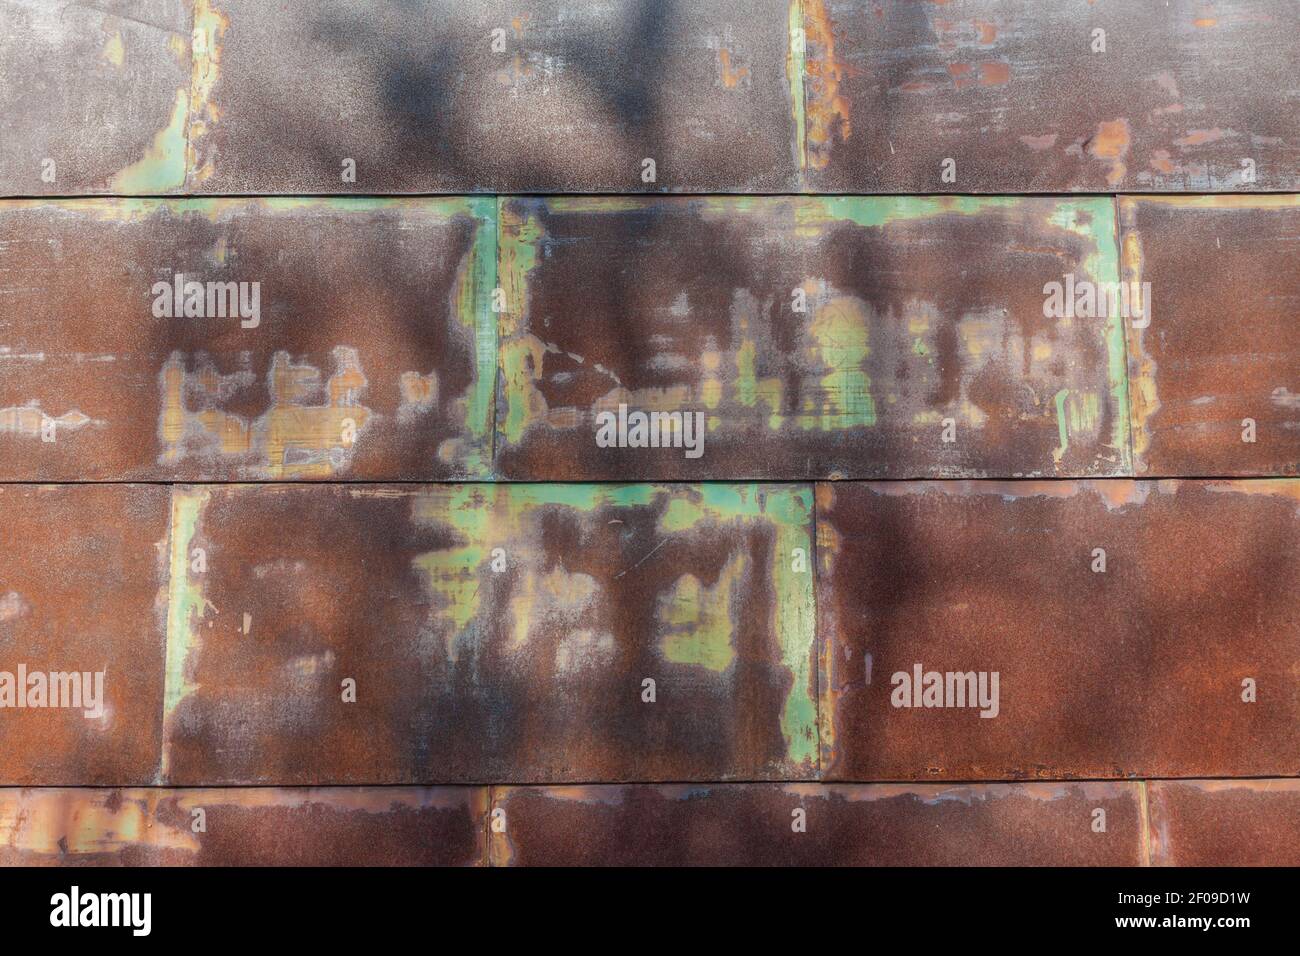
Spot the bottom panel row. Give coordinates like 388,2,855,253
2,780,1295,866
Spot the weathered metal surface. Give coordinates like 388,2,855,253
818,479,1300,781
0,0,194,195
0,198,496,480
1122,197,1300,477
802,0,1300,192
490,781,1143,865
160,482,817,784
5,1,1298,196
496,196,1129,480
0,787,488,865
1148,780,1300,867
182,0,799,194
0,485,168,785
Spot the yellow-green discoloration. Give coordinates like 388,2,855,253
439,197,498,476
408,483,818,770
1054,198,1131,472
160,488,210,781
804,295,876,429
102,32,125,67
498,201,545,446
656,484,819,768
497,197,1124,473
185,0,229,186
22,196,496,477
159,346,373,479
658,551,746,671
109,88,189,192
0,791,200,857
787,0,807,170
793,195,1022,235
1052,388,1070,462
106,0,228,192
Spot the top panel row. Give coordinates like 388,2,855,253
2,0,1297,196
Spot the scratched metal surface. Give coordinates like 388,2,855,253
490,782,1143,865
496,196,1129,480
160,483,818,785
802,0,1300,192
0,0,193,195
818,479,1300,781
1122,197,1300,477
0,198,496,480
0,485,168,786
0,787,488,865
183,0,800,193
1147,780,1300,867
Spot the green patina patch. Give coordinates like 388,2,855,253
160,488,209,781
407,483,819,770
658,551,746,672
497,203,545,446
109,89,189,193
1053,198,1132,471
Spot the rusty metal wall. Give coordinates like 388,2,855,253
4,780,1297,865
5,193,1300,482
0,0,1297,868
2,1,1297,194
817,480,1300,781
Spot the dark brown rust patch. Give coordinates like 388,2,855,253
491,781,1142,865
1148,779,1300,867
497,196,1126,480
161,483,816,784
187,0,799,193
0,787,488,865
818,479,1300,780
802,0,1300,192
1123,197,1300,477
0,485,168,785
0,198,494,480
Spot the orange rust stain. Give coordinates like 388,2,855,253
975,20,997,44
1175,128,1232,147
159,348,372,478
1193,17,1218,27
400,371,437,408
0,405,93,438
979,61,1009,86
1089,118,1131,186
1149,150,1175,174
1019,133,1058,151
718,48,750,89
804,0,852,170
